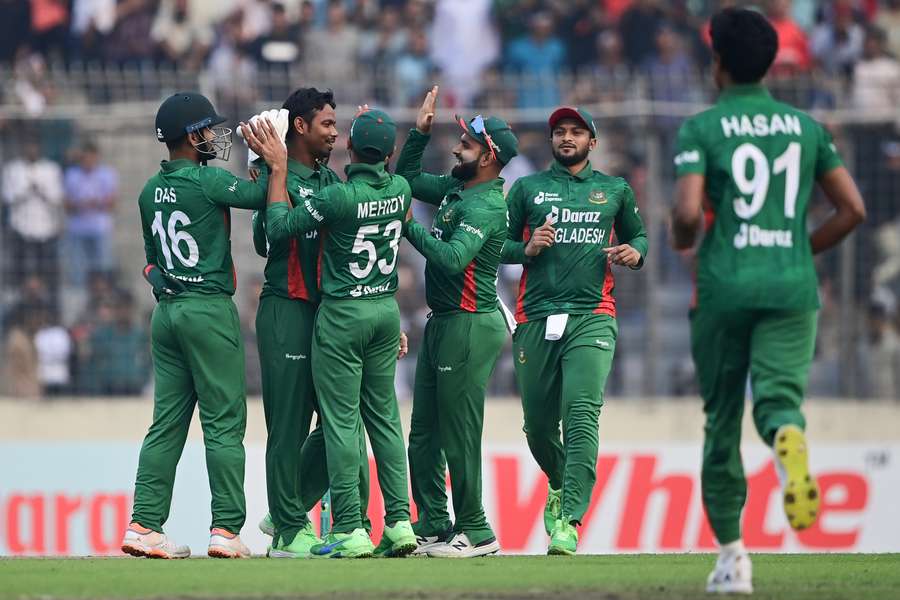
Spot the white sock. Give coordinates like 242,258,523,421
720,539,746,557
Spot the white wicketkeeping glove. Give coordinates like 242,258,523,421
238,108,290,167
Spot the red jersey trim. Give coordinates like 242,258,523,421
515,224,531,323
286,238,309,300
460,260,478,312
593,227,616,317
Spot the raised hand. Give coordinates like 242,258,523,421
416,85,439,134
525,215,556,257
240,118,287,171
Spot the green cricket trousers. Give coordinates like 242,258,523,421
408,309,507,545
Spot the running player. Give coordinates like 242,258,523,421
395,86,516,558
122,92,266,559
244,111,416,558
503,105,647,556
671,8,865,593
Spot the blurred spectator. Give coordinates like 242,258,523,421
668,0,711,69
1,305,43,398
767,0,813,75
208,13,258,121
395,28,434,108
642,25,696,107
618,0,665,68
403,0,430,29
305,0,361,89
33,303,72,396
2,138,64,298
70,0,117,62
852,26,900,117
151,0,212,69
83,289,150,395
63,139,118,287
0,0,33,64
104,0,157,65
862,297,900,399
430,0,499,108
560,0,606,72
875,0,900,59
1,275,51,334
505,12,565,109
810,2,864,76
234,0,273,44
251,2,302,68
9,51,56,116
360,5,407,103
30,0,69,60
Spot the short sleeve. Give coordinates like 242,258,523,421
814,121,844,178
674,117,707,177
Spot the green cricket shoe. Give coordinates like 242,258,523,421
548,519,578,556
544,486,562,535
373,520,417,558
267,523,321,558
258,513,274,537
310,528,374,559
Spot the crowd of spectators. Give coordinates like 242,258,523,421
1,0,899,399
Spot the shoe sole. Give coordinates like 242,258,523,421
775,426,820,531
707,582,753,594
121,543,187,559
208,546,249,559
547,545,576,557
267,549,312,559
427,543,501,558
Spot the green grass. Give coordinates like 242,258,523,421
1,554,898,600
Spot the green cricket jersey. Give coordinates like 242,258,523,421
252,159,341,304
674,84,844,311
396,129,507,315
502,160,648,324
138,159,265,296
265,162,411,300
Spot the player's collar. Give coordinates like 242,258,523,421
287,157,318,180
345,161,389,185
160,158,197,172
452,177,504,201
550,159,592,180
719,83,771,100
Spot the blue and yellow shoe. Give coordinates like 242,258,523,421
310,528,374,559
373,520,417,558
544,486,562,535
774,424,820,531
547,519,577,556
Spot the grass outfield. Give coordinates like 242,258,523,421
2,554,899,600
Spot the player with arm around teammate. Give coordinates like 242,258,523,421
670,8,866,593
394,86,517,558
501,105,648,556
245,110,417,559
122,92,267,559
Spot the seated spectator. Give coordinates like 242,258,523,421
70,0,117,62
430,0,498,107
360,5,407,103
394,27,433,108
0,0,33,64
63,139,118,287
559,0,606,72
104,0,157,66
251,2,301,69
875,0,900,59
33,303,72,396
304,0,361,90
811,2,864,76
1,304,42,399
83,289,149,396
505,11,565,109
30,0,69,60
151,0,213,70
766,0,813,75
2,137,63,303
618,0,665,68
1,274,50,335
852,26,900,117
862,296,900,399
208,13,257,122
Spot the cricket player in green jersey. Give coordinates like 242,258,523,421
502,106,648,556
671,9,866,593
248,88,371,558
394,86,515,558
122,92,268,560
244,110,417,559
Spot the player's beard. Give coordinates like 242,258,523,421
451,156,480,181
553,145,590,167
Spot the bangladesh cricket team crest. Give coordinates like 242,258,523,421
442,207,455,223
589,190,607,204
517,347,526,364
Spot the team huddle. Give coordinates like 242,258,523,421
119,8,865,595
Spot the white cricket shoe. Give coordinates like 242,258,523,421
706,550,753,594
425,532,500,558
412,532,448,556
208,528,251,558
121,523,190,559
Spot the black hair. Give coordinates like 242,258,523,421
282,87,336,141
710,7,778,84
